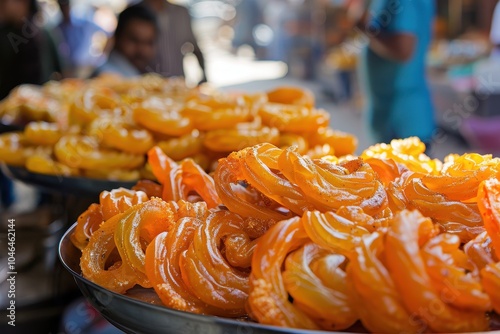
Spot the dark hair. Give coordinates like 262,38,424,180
115,4,158,39
29,0,39,17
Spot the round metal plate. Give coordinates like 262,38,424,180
58,223,346,334
2,164,136,196
0,122,23,134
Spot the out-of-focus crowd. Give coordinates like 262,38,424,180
0,0,207,102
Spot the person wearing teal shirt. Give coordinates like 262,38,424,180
351,0,436,144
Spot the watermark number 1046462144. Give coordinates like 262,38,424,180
6,218,16,327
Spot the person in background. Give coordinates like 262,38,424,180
53,0,107,77
0,0,61,100
142,0,207,83
0,0,61,209
93,4,158,78
348,0,436,146
491,0,500,58
232,0,262,54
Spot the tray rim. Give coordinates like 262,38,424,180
2,163,137,195
59,223,500,334
58,222,344,334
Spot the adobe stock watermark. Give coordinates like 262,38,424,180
6,218,16,327
427,70,500,156
7,5,55,54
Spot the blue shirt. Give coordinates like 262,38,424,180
92,50,141,78
55,15,105,69
360,0,435,143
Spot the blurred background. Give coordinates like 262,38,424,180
2,0,496,153
2,0,500,333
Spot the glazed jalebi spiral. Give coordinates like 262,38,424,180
2,75,364,181
179,210,253,316
100,187,149,221
182,95,252,131
266,86,315,109
278,147,387,216
282,243,357,330
54,135,144,171
384,210,489,332
145,218,213,314
147,146,220,207
70,87,123,125
203,127,280,152
156,130,203,161
71,203,103,251
362,137,441,174
248,217,317,329
214,150,293,221
348,232,416,333
478,178,500,314
88,117,154,155
25,153,79,177
0,132,31,166
80,210,139,294
133,97,193,137
24,121,62,146
114,199,176,287
258,103,329,133
70,136,500,333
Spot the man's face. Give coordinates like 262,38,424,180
115,19,156,73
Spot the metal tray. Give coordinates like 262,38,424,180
2,164,136,196
59,223,343,334
59,224,500,334
0,121,23,134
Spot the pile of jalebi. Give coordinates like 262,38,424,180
73,137,500,333
0,74,357,180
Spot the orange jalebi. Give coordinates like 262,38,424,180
248,217,317,329
68,132,500,334
362,137,441,174
25,153,79,177
0,132,32,166
80,211,139,294
88,117,154,155
348,232,417,333
182,95,252,131
478,178,500,314
145,219,215,314
156,130,203,161
301,210,369,257
306,128,357,157
404,177,483,242
214,150,293,221
114,199,176,287
100,187,149,221
133,97,193,137
24,121,62,146
131,180,162,198
279,148,387,216
384,210,489,332
71,203,103,251
180,210,253,316
54,135,144,171
282,243,357,330
203,127,280,152
266,86,315,109
147,146,220,207
259,103,329,133
464,231,498,273
478,178,500,258
240,144,312,215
